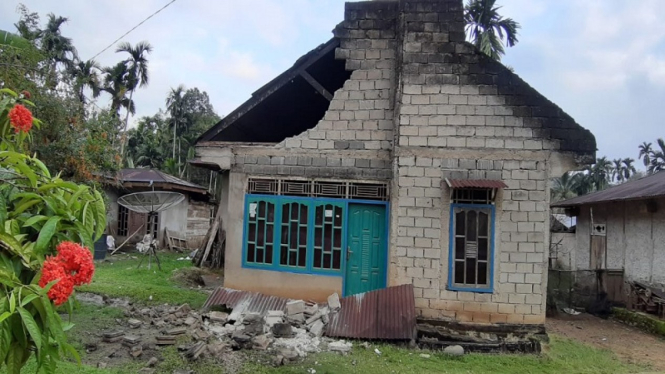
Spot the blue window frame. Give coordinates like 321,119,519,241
447,203,495,293
243,195,354,276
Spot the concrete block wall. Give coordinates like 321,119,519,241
386,0,594,324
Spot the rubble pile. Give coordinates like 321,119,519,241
94,293,351,368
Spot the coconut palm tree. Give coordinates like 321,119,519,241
638,142,652,167
116,41,153,157
464,0,520,61
69,59,101,105
551,172,579,202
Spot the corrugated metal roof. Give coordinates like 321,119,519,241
327,284,416,340
202,287,290,316
116,168,207,194
445,179,508,189
552,171,665,207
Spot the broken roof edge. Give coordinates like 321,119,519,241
196,38,341,143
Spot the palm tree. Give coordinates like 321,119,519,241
551,172,578,202
69,59,101,105
116,41,153,158
166,85,186,162
102,62,134,118
464,0,520,61
620,158,637,182
40,13,78,71
638,142,652,167
647,138,665,175
611,159,623,183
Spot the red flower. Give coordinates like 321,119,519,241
21,90,31,99
55,241,95,286
38,241,95,306
39,256,75,306
8,104,33,133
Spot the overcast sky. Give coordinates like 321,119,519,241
1,0,664,165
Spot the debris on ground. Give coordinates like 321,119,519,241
84,291,353,370
443,345,465,356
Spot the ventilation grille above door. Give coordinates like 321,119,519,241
247,178,389,201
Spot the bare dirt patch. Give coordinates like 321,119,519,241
547,313,665,371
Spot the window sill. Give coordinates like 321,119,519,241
447,285,493,293
242,262,343,278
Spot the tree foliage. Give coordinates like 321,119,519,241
464,0,520,61
0,89,105,373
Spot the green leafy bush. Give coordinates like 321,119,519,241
0,88,106,373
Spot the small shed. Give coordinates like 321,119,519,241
103,169,214,249
552,171,665,301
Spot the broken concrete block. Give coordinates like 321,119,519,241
207,342,229,356
304,304,319,316
209,311,228,323
327,293,341,311
130,345,143,358
146,357,158,367
309,320,325,337
252,334,271,350
177,303,192,314
185,342,206,360
127,318,142,328
155,335,176,345
287,313,305,324
272,323,294,338
265,314,284,327
102,330,124,343
267,310,285,318
320,307,330,324
328,340,352,353
122,335,141,347
243,314,262,324
193,330,210,341
184,317,197,326
286,300,305,316
305,312,322,326
167,327,187,336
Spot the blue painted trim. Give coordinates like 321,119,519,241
241,194,390,280
447,203,496,294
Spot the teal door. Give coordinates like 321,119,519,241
345,204,387,296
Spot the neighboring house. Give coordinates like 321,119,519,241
104,169,214,249
552,171,665,291
193,0,595,325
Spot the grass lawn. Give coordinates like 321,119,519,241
1,253,650,373
78,252,210,308
243,336,648,374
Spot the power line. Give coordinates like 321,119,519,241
89,0,177,60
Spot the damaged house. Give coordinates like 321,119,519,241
194,0,596,326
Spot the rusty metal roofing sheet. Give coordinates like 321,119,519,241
445,178,508,189
202,287,290,316
552,171,665,207
327,284,416,340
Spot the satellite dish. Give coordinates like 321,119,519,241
116,191,185,270
117,191,185,214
